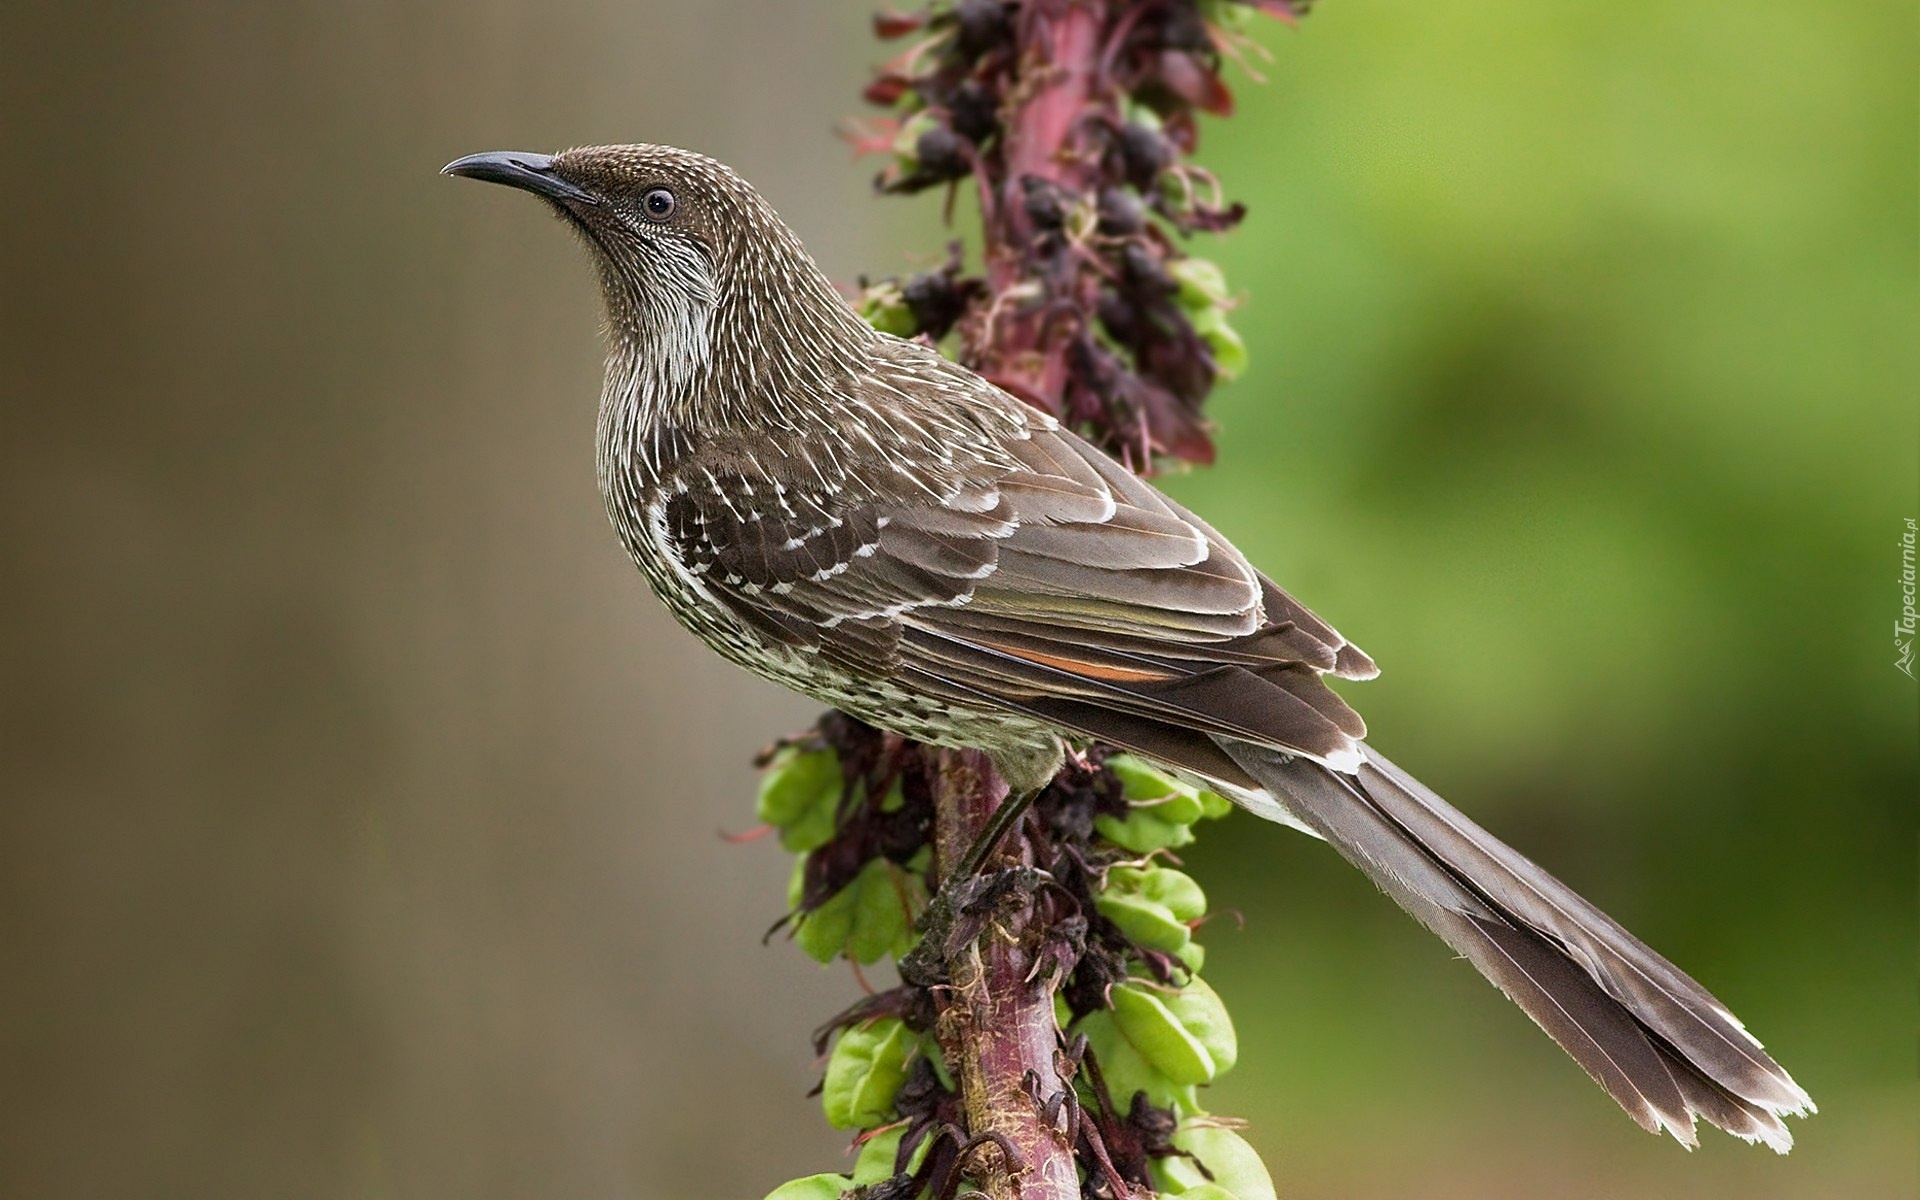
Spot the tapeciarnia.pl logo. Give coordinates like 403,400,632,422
1898,518,1917,679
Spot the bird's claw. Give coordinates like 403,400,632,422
899,864,1049,987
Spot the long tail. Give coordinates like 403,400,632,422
1213,738,1815,1152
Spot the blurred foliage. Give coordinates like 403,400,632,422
1093,1,1914,1194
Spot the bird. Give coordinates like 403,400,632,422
443,143,1813,1151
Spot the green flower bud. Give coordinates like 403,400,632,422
1094,805,1197,854
847,860,914,965
850,1128,898,1187
1074,1007,1199,1115
1169,257,1231,311
1151,1125,1278,1200
761,1174,851,1200
1109,977,1238,1086
1094,759,1237,852
1161,975,1237,1076
890,111,942,168
822,1016,916,1130
1121,99,1165,133
757,747,843,852
1177,939,1206,975
857,280,918,338
1096,890,1192,957
791,857,918,966
1095,866,1208,956
1107,755,1208,824
1113,865,1208,921
792,867,858,965
786,855,807,911
1189,306,1249,382
1110,985,1214,1086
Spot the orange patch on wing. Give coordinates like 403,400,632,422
988,642,1178,684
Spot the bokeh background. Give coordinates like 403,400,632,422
2,2,1912,1197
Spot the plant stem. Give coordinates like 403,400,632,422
1002,0,1102,189
930,749,1078,1200
929,10,1113,1197
974,0,1106,407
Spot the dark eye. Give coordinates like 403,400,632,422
641,187,676,220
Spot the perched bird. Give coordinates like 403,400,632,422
444,144,1813,1150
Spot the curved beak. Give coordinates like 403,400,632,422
441,151,598,205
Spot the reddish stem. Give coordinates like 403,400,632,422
976,0,1108,422
931,750,1079,1200
933,6,1131,1198
1004,0,1103,187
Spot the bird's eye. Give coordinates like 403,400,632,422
641,188,677,220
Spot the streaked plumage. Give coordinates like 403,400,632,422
444,143,1814,1150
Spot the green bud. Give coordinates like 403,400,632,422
822,1016,916,1130
1196,788,1234,820
1175,940,1205,979
1177,939,1206,976
1161,975,1238,1077
791,857,917,966
761,1174,851,1200
1094,806,1196,854
1121,100,1165,133
1107,755,1208,824
1110,985,1216,1086
1095,866,1208,956
1157,790,1208,826
1074,1007,1199,1115
1109,977,1238,1086
1094,758,1234,872
890,110,941,168
850,1128,899,1187
1169,257,1231,311
792,867,858,965
1189,305,1249,382
847,859,915,965
856,281,918,338
1112,866,1208,921
1151,1125,1278,1200
757,747,843,852
1096,890,1192,957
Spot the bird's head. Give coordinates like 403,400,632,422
444,143,870,413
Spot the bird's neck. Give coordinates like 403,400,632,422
594,232,874,491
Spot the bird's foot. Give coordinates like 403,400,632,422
898,863,1049,988
898,786,1046,988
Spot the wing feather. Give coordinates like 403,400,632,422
651,336,1371,765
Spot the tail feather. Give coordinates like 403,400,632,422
1214,738,1813,1151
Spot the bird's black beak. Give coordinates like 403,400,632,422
442,151,598,205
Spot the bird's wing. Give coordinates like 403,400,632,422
655,341,1374,774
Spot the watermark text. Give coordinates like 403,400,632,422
1898,518,1916,678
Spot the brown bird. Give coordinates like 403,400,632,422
443,144,1813,1150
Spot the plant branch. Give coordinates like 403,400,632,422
930,750,1079,1200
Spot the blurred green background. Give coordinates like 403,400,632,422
1,2,1911,1198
